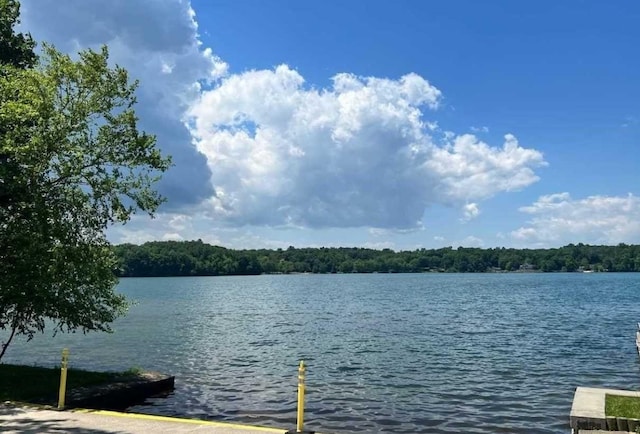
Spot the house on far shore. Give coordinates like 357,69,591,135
519,263,536,272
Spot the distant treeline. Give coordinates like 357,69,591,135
112,240,640,277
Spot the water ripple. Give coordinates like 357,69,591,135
5,273,640,433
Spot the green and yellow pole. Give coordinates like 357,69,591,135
296,360,306,432
58,348,69,409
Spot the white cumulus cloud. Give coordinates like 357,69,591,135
21,0,548,238
426,134,546,202
20,0,226,208
461,203,480,221
188,68,546,229
511,193,640,245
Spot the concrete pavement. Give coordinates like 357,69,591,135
570,387,640,433
0,403,294,434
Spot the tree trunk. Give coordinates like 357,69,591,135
0,322,18,362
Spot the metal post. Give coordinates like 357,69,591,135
58,348,69,409
286,360,314,434
296,360,305,432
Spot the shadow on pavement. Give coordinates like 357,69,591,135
0,405,124,434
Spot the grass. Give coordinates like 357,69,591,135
0,363,139,403
605,394,640,419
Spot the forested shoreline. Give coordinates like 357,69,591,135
113,240,640,277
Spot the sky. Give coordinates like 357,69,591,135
18,0,640,250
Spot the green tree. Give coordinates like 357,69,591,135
0,0,35,68
0,5,170,360
0,0,35,212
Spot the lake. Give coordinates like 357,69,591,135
4,273,640,433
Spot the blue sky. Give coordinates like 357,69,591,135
20,0,640,250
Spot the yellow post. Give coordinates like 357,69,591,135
296,360,306,432
58,348,69,409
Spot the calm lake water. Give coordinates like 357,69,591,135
4,273,640,433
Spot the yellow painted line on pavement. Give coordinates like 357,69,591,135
72,409,285,432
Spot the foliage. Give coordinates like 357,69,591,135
0,2,170,361
0,0,35,68
113,241,640,277
124,366,144,376
0,363,140,403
